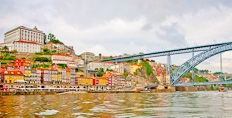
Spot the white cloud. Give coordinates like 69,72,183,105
0,0,232,73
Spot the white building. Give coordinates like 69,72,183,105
51,54,78,68
110,63,125,74
74,57,84,67
4,26,45,45
80,52,98,62
87,62,114,72
51,54,73,64
0,40,41,53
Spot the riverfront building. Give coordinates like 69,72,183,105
3,70,24,84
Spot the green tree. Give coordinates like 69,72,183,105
214,72,224,75
43,48,49,52
41,57,49,62
48,33,56,42
2,46,9,53
57,64,67,68
150,60,155,62
52,50,57,53
123,71,129,79
97,72,103,77
10,50,17,53
99,53,102,60
35,57,41,61
141,60,153,76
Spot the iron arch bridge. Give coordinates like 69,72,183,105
171,42,232,86
101,42,232,86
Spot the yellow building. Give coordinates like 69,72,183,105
130,64,142,74
51,69,58,84
24,68,31,83
66,68,71,84
77,77,93,85
97,76,107,85
3,70,24,84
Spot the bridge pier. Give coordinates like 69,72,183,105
175,86,196,92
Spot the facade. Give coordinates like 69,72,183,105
80,52,97,62
74,57,84,67
70,69,76,85
0,39,42,53
110,63,124,73
51,69,59,84
13,40,41,53
51,54,78,68
41,69,52,84
87,62,114,72
61,69,67,84
31,69,41,84
3,70,24,84
24,66,32,84
52,54,72,64
4,26,45,45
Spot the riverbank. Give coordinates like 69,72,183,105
0,91,60,95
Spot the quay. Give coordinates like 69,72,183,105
87,90,138,93
0,88,82,95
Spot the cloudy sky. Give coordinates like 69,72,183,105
0,0,232,73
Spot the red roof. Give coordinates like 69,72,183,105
15,40,38,44
3,70,24,76
66,68,71,72
52,54,72,57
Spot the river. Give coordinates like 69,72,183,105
0,91,231,117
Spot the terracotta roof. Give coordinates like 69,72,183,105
15,40,39,44
3,70,24,76
66,68,71,72
52,54,72,57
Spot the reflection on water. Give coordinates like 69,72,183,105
0,91,232,117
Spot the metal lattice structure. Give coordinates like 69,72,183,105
101,42,232,62
170,43,232,86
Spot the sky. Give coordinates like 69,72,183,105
0,0,232,73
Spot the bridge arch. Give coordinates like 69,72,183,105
170,43,232,86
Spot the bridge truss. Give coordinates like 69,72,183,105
101,42,232,86
101,42,232,62
170,42,232,86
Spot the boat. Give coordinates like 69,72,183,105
219,87,227,92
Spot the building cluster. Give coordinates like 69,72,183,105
0,26,174,90
0,26,74,55
0,58,128,89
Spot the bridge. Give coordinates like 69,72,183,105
101,42,232,86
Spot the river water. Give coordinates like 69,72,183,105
0,91,231,118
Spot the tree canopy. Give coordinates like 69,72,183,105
48,33,64,44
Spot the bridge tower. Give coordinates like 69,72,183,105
192,49,195,82
166,53,171,75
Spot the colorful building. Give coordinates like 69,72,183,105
3,70,24,84
41,69,52,84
